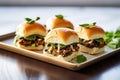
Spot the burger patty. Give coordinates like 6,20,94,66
79,39,106,48
45,43,79,57
17,38,45,47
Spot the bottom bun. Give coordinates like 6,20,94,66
43,51,79,61
79,45,104,54
15,42,43,51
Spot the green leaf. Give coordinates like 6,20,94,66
105,31,113,37
24,34,44,40
59,44,66,49
77,55,87,63
25,35,37,40
25,17,40,24
104,37,112,44
105,27,120,49
48,43,55,48
115,26,120,33
25,18,32,21
35,17,40,21
95,38,104,42
55,14,64,19
79,24,89,28
107,38,120,49
27,20,35,24
92,22,96,26
114,27,120,38
104,31,114,44
79,22,96,28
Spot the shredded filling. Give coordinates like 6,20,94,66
44,43,80,57
79,38,106,48
16,36,45,47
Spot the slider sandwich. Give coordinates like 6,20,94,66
14,17,47,50
46,14,74,31
43,28,80,61
75,22,106,54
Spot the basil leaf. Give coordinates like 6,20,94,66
55,14,64,19
95,38,104,42
90,22,96,26
77,55,87,63
27,20,35,24
105,27,120,49
93,22,96,26
25,35,37,40
105,31,113,37
79,22,96,28
24,34,44,40
109,38,120,48
104,31,113,43
25,18,32,21
114,27,120,38
38,35,44,38
35,17,40,21
25,17,40,24
115,26,120,33
59,44,66,49
79,24,89,28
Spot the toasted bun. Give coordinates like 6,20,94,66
16,22,46,37
75,26,105,40
45,28,79,45
79,45,104,54
46,17,74,30
15,41,43,50
43,51,79,61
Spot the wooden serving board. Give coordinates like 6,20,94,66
0,32,120,70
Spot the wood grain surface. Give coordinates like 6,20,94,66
0,48,120,80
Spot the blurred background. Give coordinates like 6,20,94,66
1,0,120,6
0,0,120,35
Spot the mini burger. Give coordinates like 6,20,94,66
43,28,80,61
14,17,46,50
75,22,106,54
46,14,74,31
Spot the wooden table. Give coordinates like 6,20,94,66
0,48,120,80
0,6,120,80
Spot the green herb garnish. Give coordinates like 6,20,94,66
79,22,96,28
55,14,64,19
25,17,40,24
105,26,120,49
24,34,44,40
77,55,87,63
95,38,104,42
59,44,66,49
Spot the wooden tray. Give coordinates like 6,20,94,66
0,32,120,70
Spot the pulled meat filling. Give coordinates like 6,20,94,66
79,38,106,48
17,38,45,47
45,43,79,57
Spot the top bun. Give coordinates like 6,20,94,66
75,26,105,40
45,28,79,45
46,17,74,30
16,22,46,37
